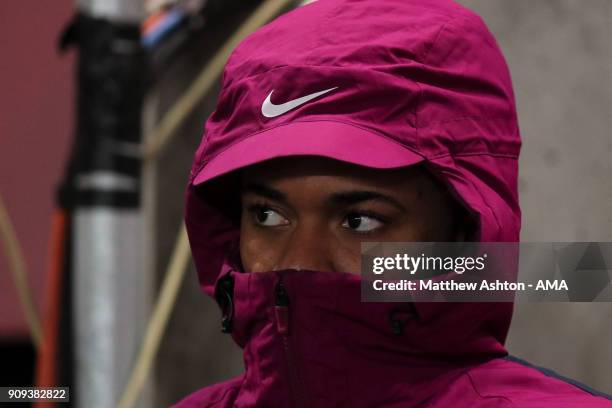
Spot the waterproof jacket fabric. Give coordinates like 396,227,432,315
177,0,612,406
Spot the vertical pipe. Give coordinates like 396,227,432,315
70,1,149,406
78,0,144,23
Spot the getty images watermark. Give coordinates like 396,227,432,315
361,242,612,302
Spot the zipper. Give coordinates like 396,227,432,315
274,278,290,334
275,276,305,408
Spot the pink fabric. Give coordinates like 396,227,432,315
179,0,612,406
193,120,423,185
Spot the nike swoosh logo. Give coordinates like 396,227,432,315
261,86,338,118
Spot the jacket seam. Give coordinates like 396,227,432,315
191,118,425,177
209,384,241,408
177,383,239,408
423,115,516,127
192,118,519,181
422,16,455,65
504,355,612,401
415,15,454,150
466,371,516,407
460,157,504,235
444,152,518,159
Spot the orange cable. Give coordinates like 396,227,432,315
34,209,67,408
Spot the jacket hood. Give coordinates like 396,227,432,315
183,0,521,404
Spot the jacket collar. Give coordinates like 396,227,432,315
213,267,508,406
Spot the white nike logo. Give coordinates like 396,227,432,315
261,86,338,118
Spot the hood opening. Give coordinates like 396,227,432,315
185,152,520,350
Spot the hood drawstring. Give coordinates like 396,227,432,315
215,274,235,333
216,271,419,337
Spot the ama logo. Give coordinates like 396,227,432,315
535,280,568,291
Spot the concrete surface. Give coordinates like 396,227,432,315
458,0,612,395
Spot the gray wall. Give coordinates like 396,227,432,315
457,0,612,394
154,1,612,405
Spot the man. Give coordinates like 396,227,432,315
178,0,612,406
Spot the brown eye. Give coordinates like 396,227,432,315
342,213,384,232
250,206,289,227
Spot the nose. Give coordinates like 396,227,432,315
274,222,334,272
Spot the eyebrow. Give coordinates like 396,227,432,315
327,190,407,212
243,181,287,202
243,181,406,211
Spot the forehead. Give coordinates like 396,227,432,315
238,157,454,210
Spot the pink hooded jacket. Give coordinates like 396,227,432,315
178,0,612,406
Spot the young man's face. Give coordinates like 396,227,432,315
240,156,466,274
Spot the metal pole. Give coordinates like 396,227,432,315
78,0,145,23
70,0,150,406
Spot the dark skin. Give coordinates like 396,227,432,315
240,156,468,274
